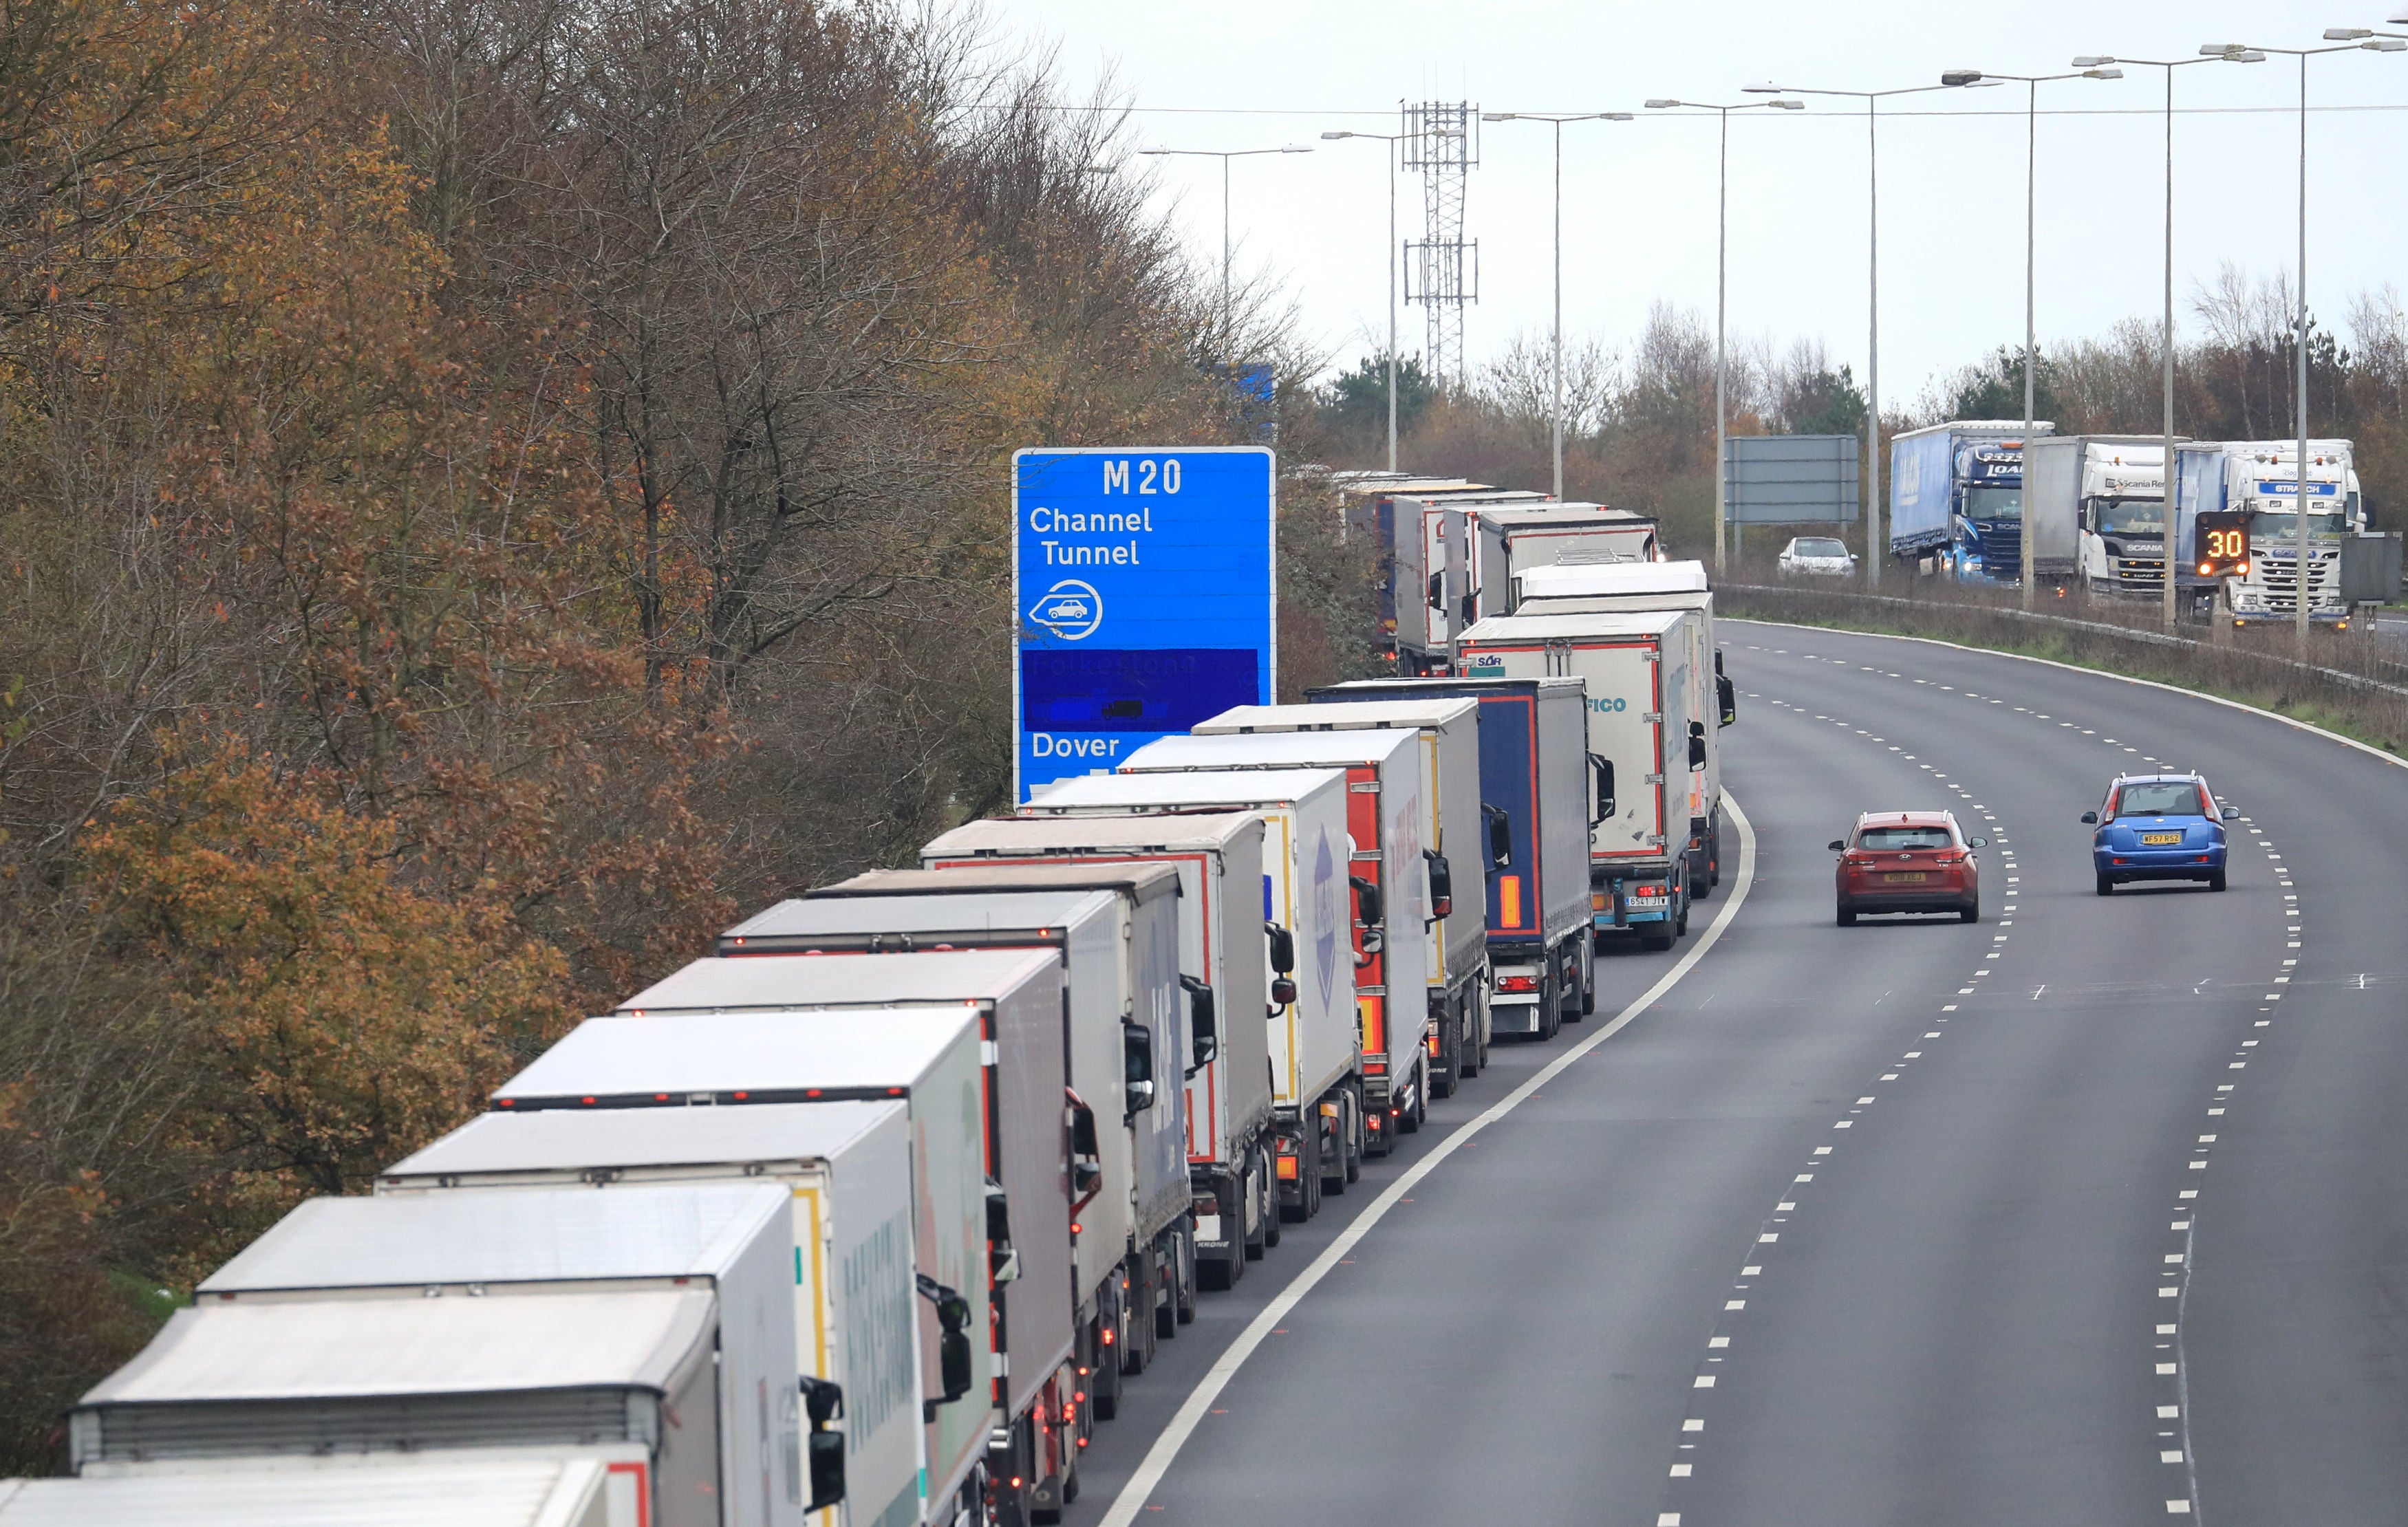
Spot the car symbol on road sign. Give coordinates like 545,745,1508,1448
1027,578,1104,640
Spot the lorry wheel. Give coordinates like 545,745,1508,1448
1318,1102,1347,1198
1119,1262,1152,1376
1175,1228,1197,1324
1640,930,1674,952
1346,1093,1365,1181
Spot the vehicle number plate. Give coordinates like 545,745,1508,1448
1626,896,1669,909
1884,872,1927,884
2141,832,2181,845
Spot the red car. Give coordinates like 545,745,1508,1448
1831,811,1987,925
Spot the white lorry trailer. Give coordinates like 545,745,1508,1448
379,1104,919,1527
6,1453,625,1527
1115,729,1433,1147
609,951,1090,1527
2174,440,2364,625
492,1010,996,1527
1468,505,1662,625
1505,562,1734,898
74,1183,804,1527
1190,700,1494,1085
1009,772,1361,1218
1456,609,1706,953
1309,677,1592,1041
1388,488,1551,673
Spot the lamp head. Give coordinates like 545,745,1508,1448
1320,131,1351,140
1279,144,1312,153
2083,66,2124,78
1644,98,1680,109
2072,55,2115,67
2365,37,2408,50
1772,98,1805,109
1603,111,1634,121
1481,111,1513,121
2325,27,2374,39
1940,68,1983,87
2201,43,2266,61
1741,81,1784,93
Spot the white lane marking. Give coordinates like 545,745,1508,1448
1741,1266,1761,1275
2159,1405,2180,1418
1684,1419,1705,1431
1095,794,1763,1526
1814,1146,1833,1155
1694,1376,1717,1388
1669,1464,1693,1477
1708,1336,1730,1348
1724,1300,1745,1310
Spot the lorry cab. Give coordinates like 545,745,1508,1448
1949,440,2030,584
2177,441,2364,625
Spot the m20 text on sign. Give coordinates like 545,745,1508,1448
1013,447,1276,801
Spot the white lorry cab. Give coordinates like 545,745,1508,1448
74,1184,804,1527
1456,609,1707,953
2175,440,2365,625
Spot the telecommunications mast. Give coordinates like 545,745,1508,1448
1403,102,1478,393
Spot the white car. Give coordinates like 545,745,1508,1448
1779,536,1858,577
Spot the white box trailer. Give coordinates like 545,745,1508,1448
6,1453,623,1527
1191,700,1494,1088
1468,505,1661,625
1385,488,1549,672
380,1104,917,1527
1308,678,1592,1040
609,952,1083,1527
1457,609,1704,953
738,869,1199,1443
75,1183,800,1527
1508,562,1734,898
492,1011,991,1527
1116,729,1432,1151
1009,775,1355,1221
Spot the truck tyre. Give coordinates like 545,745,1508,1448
1675,888,1691,937
1430,1006,1458,1098
2096,873,2115,897
2208,869,2228,892
1119,1260,1152,1377
1346,1090,1365,1181
1175,1226,1197,1325
1536,970,1562,1042
1318,1101,1347,1198
1639,927,1674,952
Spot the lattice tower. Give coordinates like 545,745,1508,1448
1403,101,1477,393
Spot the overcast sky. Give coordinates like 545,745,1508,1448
985,0,2408,408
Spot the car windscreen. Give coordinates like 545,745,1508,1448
1857,826,1953,850
2111,781,2202,816
1794,538,1849,557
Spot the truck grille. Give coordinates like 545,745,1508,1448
2253,554,2337,611
1979,526,2021,572
2109,556,2164,590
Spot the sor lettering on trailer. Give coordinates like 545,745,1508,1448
1013,448,1276,801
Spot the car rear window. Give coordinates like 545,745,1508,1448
2111,781,2202,817
1858,825,1953,850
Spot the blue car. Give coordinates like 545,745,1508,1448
2081,772,2239,895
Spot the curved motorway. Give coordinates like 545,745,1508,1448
1062,618,2407,1526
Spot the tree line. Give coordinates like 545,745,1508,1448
0,0,1307,1467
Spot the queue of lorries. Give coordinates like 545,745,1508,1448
7,491,1733,1527
1886,424,2402,622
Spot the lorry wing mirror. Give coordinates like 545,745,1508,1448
1349,875,1384,929
1123,1022,1156,1116
1269,975,1298,1008
797,1376,846,1511
1717,673,1737,726
1065,1090,1104,1210
1483,803,1513,870
1687,722,1707,772
1181,975,1217,1073
1460,592,1477,625
1423,848,1454,920
1264,921,1296,975
1427,571,1445,611
1590,754,1616,823
985,1178,1019,1284
916,1274,975,1411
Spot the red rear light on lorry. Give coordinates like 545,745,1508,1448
1496,974,1539,993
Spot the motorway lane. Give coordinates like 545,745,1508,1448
1060,622,2408,1526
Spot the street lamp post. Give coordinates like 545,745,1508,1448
1645,96,1804,577
1745,78,1964,591
2074,54,2219,634
1941,66,2120,609
1137,144,1313,363
1482,111,1633,500
1322,129,1411,474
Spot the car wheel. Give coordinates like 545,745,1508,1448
1837,907,1856,927
2207,869,2228,892
2096,872,2114,896
1959,902,1978,923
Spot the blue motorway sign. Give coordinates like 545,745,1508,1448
1014,447,1276,801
